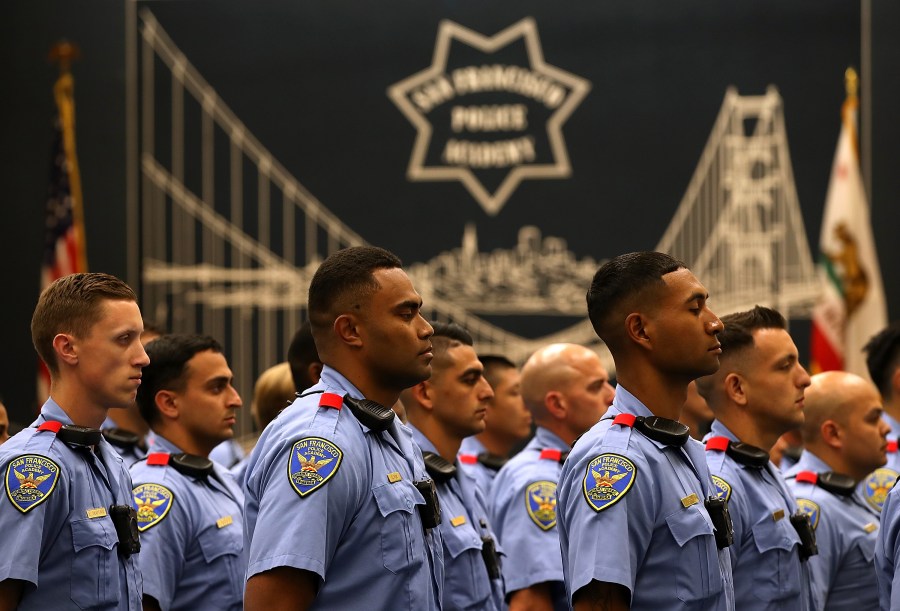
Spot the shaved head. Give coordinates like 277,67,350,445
521,345,609,416
801,371,874,442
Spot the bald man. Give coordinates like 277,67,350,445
489,344,615,611
783,372,887,611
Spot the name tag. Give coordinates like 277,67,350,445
387,472,402,483
450,515,467,527
772,509,785,522
864,522,877,533
681,493,699,508
216,515,233,529
86,507,107,519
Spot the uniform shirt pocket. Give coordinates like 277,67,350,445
70,516,120,609
855,533,876,563
197,522,243,564
665,505,723,603
750,513,802,601
440,519,492,609
372,481,426,575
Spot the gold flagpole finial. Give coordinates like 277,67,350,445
48,40,81,75
845,67,858,101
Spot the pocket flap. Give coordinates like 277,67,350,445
198,522,242,563
372,481,420,517
751,513,798,554
665,505,714,548
71,516,117,552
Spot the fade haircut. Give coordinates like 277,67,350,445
717,306,787,360
136,334,223,425
31,272,138,375
307,246,403,348
865,323,900,399
431,322,474,372
479,355,516,390
586,252,685,350
286,321,320,392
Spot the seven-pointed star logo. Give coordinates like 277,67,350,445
388,18,591,216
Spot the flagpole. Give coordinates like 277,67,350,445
48,40,88,272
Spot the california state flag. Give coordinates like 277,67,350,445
810,77,886,377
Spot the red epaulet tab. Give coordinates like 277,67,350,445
319,393,344,410
889,441,898,453
147,453,171,466
612,413,637,428
37,421,63,434
795,471,818,485
705,437,730,452
540,448,562,461
458,454,478,464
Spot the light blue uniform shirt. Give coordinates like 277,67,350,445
558,386,735,610
877,476,900,610
458,436,501,498
210,439,245,469
785,451,879,611
243,366,443,610
859,412,900,513
101,416,147,467
0,399,142,610
489,426,569,610
410,424,505,611
130,434,246,611
704,420,809,611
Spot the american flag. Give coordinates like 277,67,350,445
38,71,88,401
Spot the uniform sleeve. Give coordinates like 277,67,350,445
246,433,367,580
491,471,564,595
0,453,66,586
559,451,652,601
134,478,191,610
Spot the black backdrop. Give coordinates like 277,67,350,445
3,0,899,426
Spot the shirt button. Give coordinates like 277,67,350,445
407,500,412,509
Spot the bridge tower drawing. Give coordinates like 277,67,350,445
656,86,820,318
129,9,819,437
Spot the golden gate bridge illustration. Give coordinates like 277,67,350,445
129,9,819,436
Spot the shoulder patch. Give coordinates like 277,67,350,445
862,467,899,513
5,454,60,513
582,453,637,512
525,480,557,530
711,475,732,502
288,437,343,497
796,498,820,530
133,483,174,532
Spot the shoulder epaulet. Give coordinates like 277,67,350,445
37,421,102,449
611,413,689,446
146,452,213,478
704,437,769,468
303,390,396,432
539,448,569,464
788,470,855,497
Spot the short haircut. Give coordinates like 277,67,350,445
479,354,516,389
431,322,474,372
307,246,403,347
31,272,137,375
717,306,787,359
286,321,321,392
865,323,900,399
136,334,223,425
586,252,685,349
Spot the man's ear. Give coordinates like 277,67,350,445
52,333,78,367
545,391,565,419
723,373,748,407
333,314,363,348
307,362,323,385
410,381,434,412
624,312,650,351
821,419,842,449
155,390,179,420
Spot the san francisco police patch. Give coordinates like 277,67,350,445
525,480,557,530
5,455,60,513
711,475,732,502
582,453,636,512
288,437,343,497
796,498,820,530
133,483,174,532
862,467,899,513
